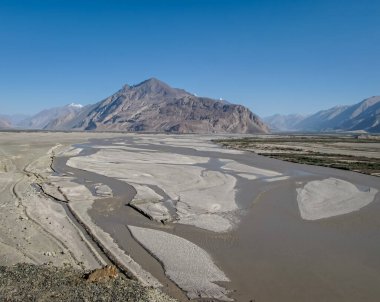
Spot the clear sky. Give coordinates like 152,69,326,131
0,0,379,117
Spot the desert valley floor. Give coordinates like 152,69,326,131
0,132,379,301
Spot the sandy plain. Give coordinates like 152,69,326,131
0,132,108,269
0,131,172,301
1,132,380,301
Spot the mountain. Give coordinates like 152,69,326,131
0,117,11,129
0,114,30,125
264,96,380,133
45,78,268,134
18,103,84,129
264,114,307,132
293,106,347,131
0,114,31,129
296,96,380,133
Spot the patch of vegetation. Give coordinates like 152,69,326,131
213,134,380,145
0,264,174,302
214,135,380,176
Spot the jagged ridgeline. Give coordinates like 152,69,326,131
11,78,268,134
264,96,380,133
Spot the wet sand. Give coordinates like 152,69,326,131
54,135,380,302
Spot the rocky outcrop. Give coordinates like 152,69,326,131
0,264,176,301
86,265,118,282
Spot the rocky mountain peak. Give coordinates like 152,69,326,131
127,78,187,98
137,77,166,87
9,78,269,134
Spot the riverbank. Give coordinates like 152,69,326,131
2,132,380,301
54,133,380,301
0,132,174,302
0,263,175,302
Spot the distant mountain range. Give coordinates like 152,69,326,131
2,78,268,134
263,114,308,132
0,114,29,129
16,103,84,130
2,81,379,134
0,117,11,129
264,96,380,133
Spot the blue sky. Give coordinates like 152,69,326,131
0,0,379,117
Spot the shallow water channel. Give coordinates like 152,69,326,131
54,136,380,302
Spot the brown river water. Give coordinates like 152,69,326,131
53,136,380,302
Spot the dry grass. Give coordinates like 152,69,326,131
214,134,380,176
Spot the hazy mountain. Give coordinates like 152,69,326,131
294,105,349,131
0,117,11,129
46,78,268,134
264,96,380,133
0,114,30,125
0,114,31,129
18,103,84,129
296,96,380,133
264,114,307,132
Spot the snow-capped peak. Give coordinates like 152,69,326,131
68,103,83,108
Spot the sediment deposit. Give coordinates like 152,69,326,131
296,177,378,220
129,226,231,301
2,132,380,302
